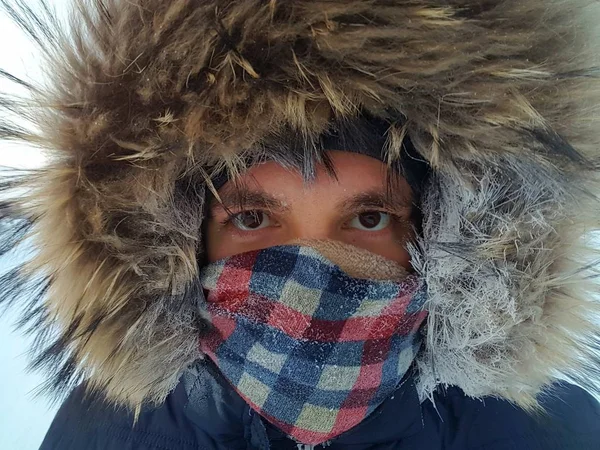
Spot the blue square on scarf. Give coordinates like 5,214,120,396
215,343,246,385
291,340,336,366
324,340,364,366
379,338,405,380
262,384,307,424
306,386,348,408
215,321,271,385
218,317,264,355
244,357,280,388
249,271,287,300
250,247,300,299
374,376,401,401
312,290,361,320
405,284,427,314
259,326,298,356
279,347,324,386
291,252,333,289
254,246,299,277
313,273,366,320
274,375,317,404
324,270,369,298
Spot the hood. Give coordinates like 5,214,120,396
1,0,600,411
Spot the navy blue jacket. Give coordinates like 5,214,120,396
39,360,600,450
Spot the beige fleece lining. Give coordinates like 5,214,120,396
292,239,409,281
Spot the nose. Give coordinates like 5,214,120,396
282,226,334,247
281,199,340,243
287,221,333,241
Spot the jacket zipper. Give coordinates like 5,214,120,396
295,439,333,449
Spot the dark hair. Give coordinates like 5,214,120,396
207,114,431,236
319,114,431,211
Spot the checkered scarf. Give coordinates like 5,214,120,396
199,245,428,446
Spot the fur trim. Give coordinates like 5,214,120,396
1,0,600,410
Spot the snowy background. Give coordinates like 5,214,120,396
1,1,599,450
0,2,64,449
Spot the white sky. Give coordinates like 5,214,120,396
1,2,599,449
0,2,67,449
0,1,51,170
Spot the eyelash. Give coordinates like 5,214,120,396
218,208,408,227
343,208,407,229
218,209,266,226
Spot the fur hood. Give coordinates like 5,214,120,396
1,0,600,412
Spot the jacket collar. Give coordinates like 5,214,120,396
182,359,424,449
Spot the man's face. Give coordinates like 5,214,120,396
206,150,415,269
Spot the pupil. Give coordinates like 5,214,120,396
241,211,262,229
359,212,381,228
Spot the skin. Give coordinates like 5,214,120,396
206,150,416,269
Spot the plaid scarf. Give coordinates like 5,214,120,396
199,245,427,446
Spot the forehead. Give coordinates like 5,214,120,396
216,150,406,201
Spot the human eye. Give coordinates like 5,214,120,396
347,211,391,231
229,210,272,231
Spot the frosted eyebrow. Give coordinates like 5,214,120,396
337,190,413,215
210,184,289,214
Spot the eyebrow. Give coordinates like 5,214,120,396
210,183,289,214
210,183,413,218
337,190,414,216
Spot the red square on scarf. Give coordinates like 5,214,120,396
267,302,312,339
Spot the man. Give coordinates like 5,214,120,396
205,150,417,265
1,1,600,449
